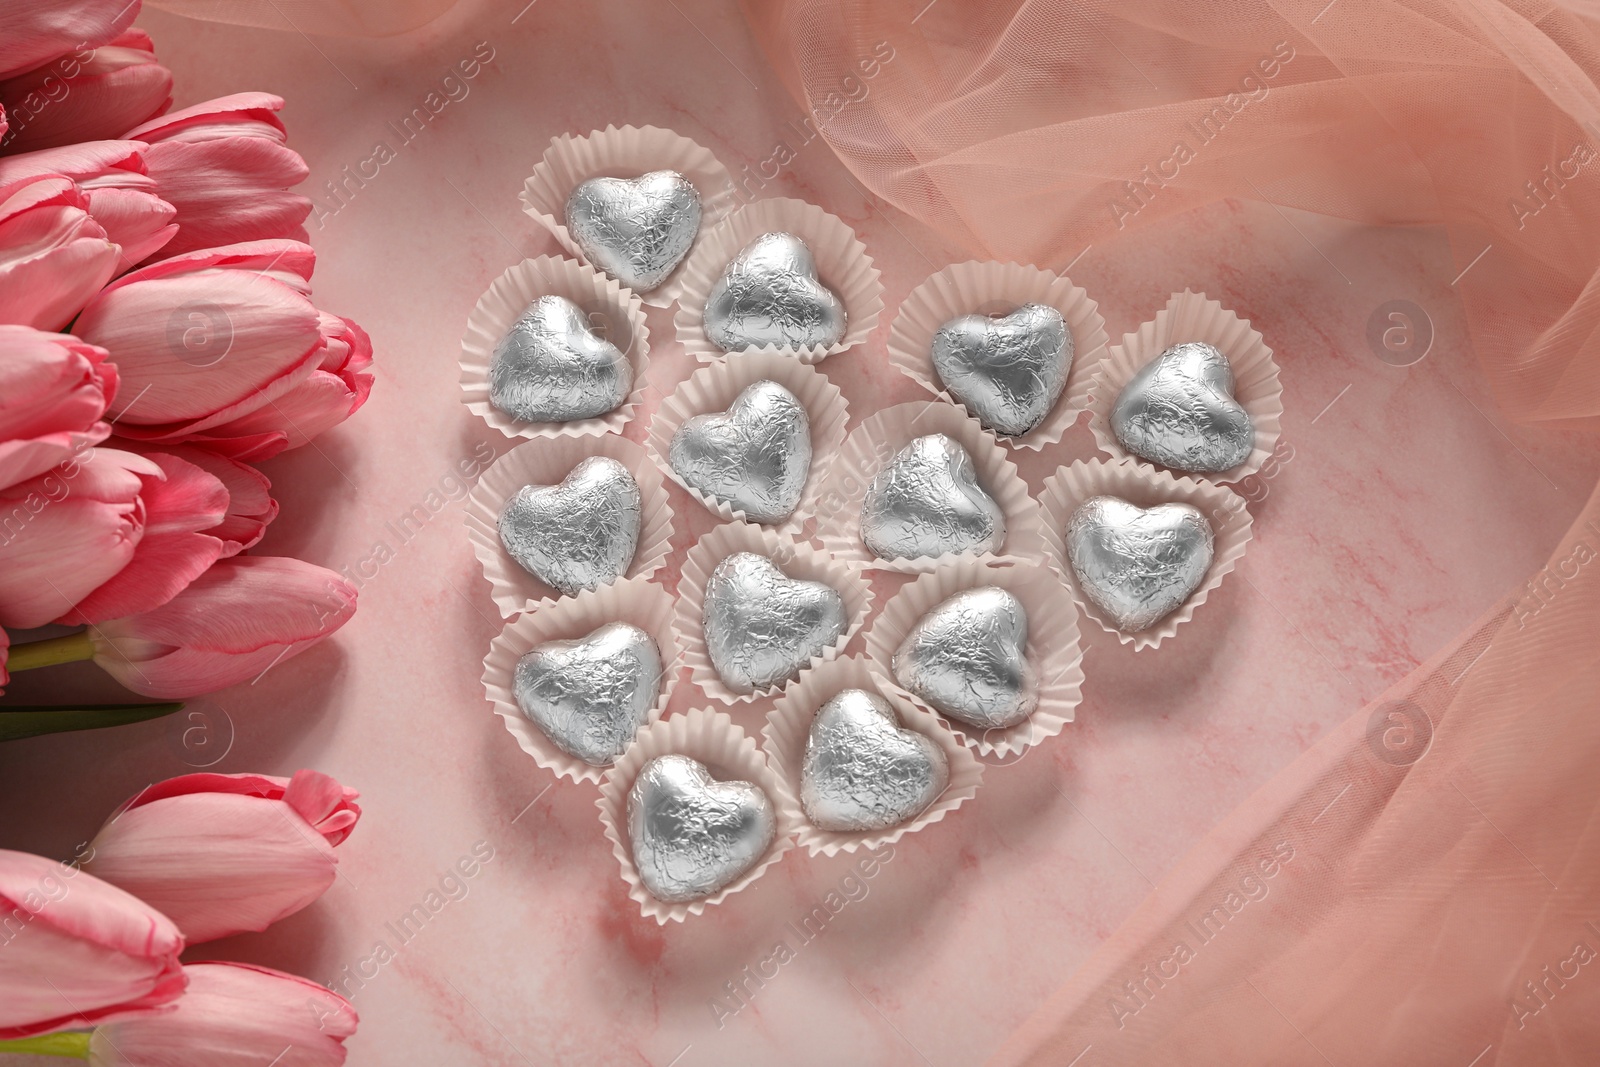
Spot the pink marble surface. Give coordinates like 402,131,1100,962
4,2,1600,1064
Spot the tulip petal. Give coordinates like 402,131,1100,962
0,0,140,80
0,495,143,628
124,92,288,142
141,137,309,257
0,45,172,153
283,769,363,845
123,442,276,554
0,425,107,490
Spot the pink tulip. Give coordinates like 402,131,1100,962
0,30,171,154
0,848,186,1040
74,239,373,459
88,962,357,1066
0,173,119,330
0,0,142,81
0,141,177,264
124,441,277,555
0,325,117,489
88,555,358,698
125,93,311,258
81,770,360,944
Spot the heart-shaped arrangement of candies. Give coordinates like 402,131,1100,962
465,127,1278,918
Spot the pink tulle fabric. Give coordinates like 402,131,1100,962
143,0,456,37
740,2,1600,1063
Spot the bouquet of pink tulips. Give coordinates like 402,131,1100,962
0,0,370,728
0,769,364,1064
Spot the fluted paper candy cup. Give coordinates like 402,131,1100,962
886,261,1109,450
519,125,735,308
1080,289,1284,484
813,401,1048,573
762,655,982,856
466,436,674,616
673,197,883,364
597,707,797,923
645,350,848,535
674,522,874,705
460,255,650,440
863,559,1085,757
1039,457,1253,651
482,576,681,785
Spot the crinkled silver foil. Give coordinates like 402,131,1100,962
1065,495,1214,632
703,232,847,351
668,379,812,524
497,456,640,595
628,753,776,903
860,433,1006,561
513,622,662,766
891,587,1037,729
800,688,949,832
931,303,1072,436
702,551,847,694
565,170,701,293
489,294,632,423
1111,341,1254,472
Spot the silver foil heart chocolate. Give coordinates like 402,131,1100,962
703,232,847,351
1065,495,1214,631
668,380,812,523
801,688,949,832
513,621,662,766
702,551,847,694
1111,341,1253,472
490,294,633,423
891,587,1038,729
628,753,777,902
931,303,1072,436
565,170,702,293
860,434,1006,561
497,456,640,595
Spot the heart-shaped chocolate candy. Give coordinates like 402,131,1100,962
1065,495,1214,631
1111,341,1253,472
490,295,632,423
498,456,640,595
565,170,701,293
703,232,847,351
628,754,776,902
801,688,949,832
702,552,847,694
892,587,1037,729
513,621,662,766
668,379,812,523
860,434,1006,561
932,303,1072,436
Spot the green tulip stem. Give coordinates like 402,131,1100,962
6,631,95,672
0,1031,92,1057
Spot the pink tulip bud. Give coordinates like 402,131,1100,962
122,441,277,556
0,173,119,330
89,962,356,1066
89,555,358,698
0,325,117,488
0,0,142,81
81,770,361,944
0,141,177,264
0,31,172,154
125,93,311,258
0,848,186,1041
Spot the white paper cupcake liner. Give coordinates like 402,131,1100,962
460,255,650,440
812,401,1049,573
1038,457,1253,651
862,559,1085,757
762,655,983,856
519,125,736,308
885,261,1110,450
672,197,883,364
644,351,848,537
1079,289,1284,484
464,436,674,617
597,707,797,923
482,576,682,785
674,522,875,705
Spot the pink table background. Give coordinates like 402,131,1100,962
5,2,1600,1064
